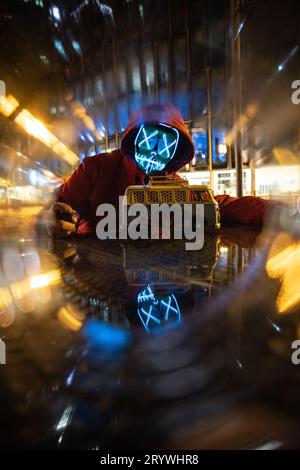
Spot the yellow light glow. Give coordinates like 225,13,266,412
34,286,52,304
29,270,61,289
15,294,36,314
272,147,298,165
0,94,19,117
10,269,61,300
0,304,15,328
266,233,300,313
10,279,28,300
17,110,56,145
57,304,83,331
0,287,13,310
15,110,78,166
226,101,259,146
52,140,78,165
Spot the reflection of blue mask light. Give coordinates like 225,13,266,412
83,319,130,353
134,123,179,174
137,284,181,333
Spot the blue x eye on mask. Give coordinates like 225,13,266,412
134,123,179,174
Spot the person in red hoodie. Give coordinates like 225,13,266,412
46,103,267,237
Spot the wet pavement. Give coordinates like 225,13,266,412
1,209,300,449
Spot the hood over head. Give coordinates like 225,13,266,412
121,103,195,173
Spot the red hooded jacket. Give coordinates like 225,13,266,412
57,104,267,235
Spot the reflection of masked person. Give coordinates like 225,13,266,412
45,103,269,237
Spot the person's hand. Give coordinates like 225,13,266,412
46,202,79,238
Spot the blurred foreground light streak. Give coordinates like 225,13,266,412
0,287,15,327
0,287,13,311
10,270,61,300
56,405,74,432
266,233,300,313
15,110,78,166
29,270,61,289
0,267,61,320
0,269,61,317
57,304,84,331
0,94,19,117
0,94,78,166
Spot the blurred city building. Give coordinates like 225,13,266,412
1,0,300,199
0,1,81,171
50,0,300,196
0,0,77,203
53,0,230,169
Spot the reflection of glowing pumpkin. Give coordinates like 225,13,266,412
266,232,300,313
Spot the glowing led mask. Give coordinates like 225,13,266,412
134,123,179,174
137,285,181,333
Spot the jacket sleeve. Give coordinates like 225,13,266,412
214,194,267,225
57,157,99,218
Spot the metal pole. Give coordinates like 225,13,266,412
105,130,109,152
206,67,214,189
232,0,243,197
250,159,256,196
168,0,173,102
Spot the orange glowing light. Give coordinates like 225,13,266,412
0,94,19,117
10,269,61,300
57,304,84,331
14,110,78,166
266,233,300,313
29,270,61,289
0,92,78,165
0,287,13,310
